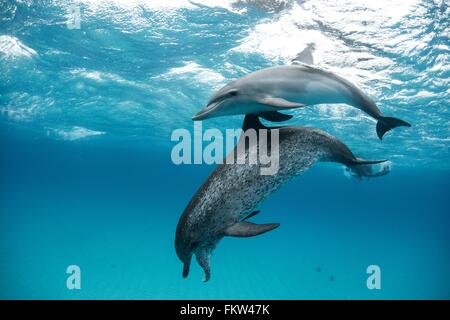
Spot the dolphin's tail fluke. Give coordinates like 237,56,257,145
352,158,387,165
376,116,411,140
347,159,391,179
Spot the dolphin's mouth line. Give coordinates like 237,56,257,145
192,100,224,120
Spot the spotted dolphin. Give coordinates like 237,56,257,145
175,115,390,282
192,64,410,139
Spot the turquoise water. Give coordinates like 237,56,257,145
0,0,449,299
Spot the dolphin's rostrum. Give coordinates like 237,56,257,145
175,115,390,282
192,64,411,139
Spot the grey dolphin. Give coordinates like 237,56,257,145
192,64,411,139
175,115,389,282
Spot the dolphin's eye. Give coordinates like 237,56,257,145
228,90,238,96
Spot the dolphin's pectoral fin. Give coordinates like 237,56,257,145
257,97,305,109
195,250,211,282
243,114,269,131
182,257,192,278
257,111,293,122
224,221,280,237
242,210,260,221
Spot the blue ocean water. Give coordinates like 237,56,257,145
0,0,449,299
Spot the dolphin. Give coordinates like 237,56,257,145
192,64,411,139
175,115,390,282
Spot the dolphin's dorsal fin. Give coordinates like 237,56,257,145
224,221,279,237
291,43,315,65
291,51,314,65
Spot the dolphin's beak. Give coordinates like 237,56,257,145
192,102,221,121
192,109,208,121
